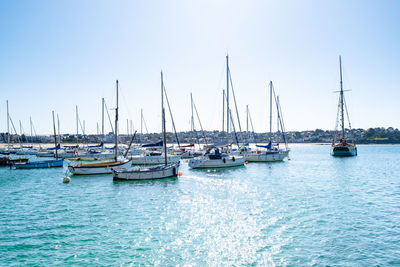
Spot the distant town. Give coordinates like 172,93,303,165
1,127,399,145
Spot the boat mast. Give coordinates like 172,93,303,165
222,89,225,132
269,81,273,140
226,55,229,135
130,120,133,136
126,119,129,138
246,104,249,139
19,120,23,142
114,80,119,161
57,114,61,144
6,100,9,151
339,56,345,140
161,71,167,166
52,111,58,159
30,116,33,144
102,97,105,140
76,105,79,147
191,93,193,132
140,108,143,144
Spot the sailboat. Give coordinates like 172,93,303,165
113,71,180,180
189,55,245,169
331,56,357,157
67,80,132,175
13,111,64,169
243,81,290,162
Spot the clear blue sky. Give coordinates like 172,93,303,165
1,0,399,134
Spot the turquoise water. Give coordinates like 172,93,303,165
1,144,400,266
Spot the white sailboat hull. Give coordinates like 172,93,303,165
130,155,181,165
189,155,245,169
68,159,132,175
113,163,180,180
245,150,289,162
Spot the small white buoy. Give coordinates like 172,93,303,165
63,176,71,183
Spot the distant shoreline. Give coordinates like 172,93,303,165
1,142,399,148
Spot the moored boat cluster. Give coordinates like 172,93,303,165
1,56,357,180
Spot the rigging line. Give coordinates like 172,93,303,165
19,120,28,144
228,67,243,133
277,97,288,149
162,83,180,148
271,85,288,147
142,113,149,134
78,118,89,148
333,97,341,144
343,97,352,130
193,100,208,146
19,121,25,137
343,97,356,143
190,99,200,146
247,106,258,145
118,85,134,128
228,67,245,144
104,101,115,134
277,97,287,137
31,119,42,149
229,109,240,146
8,116,22,148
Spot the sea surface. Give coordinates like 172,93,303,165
1,144,400,266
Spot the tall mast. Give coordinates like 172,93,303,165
191,92,194,132
30,116,33,144
222,90,225,132
277,96,280,132
52,111,58,159
102,97,105,138
161,71,167,166
127,119,129,138
130,120,133,136
57,113,61,144
114,80,119,161
140,108,143,143
76,105,79,147
269,81,273,139
19,120,23,140
6,100,9,151
226,55,229,134
97,122,99,135
246,104,249,139
339,56,345,140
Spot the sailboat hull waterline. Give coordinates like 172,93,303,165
189,155,245,169
113,162,180,181
245,150,289,162
68,159,132,175
130,154,181,165
331,145,357,157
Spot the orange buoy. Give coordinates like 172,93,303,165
245,161,249,165
177,171,183,177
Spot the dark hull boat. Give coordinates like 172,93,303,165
0,157,9,166
7,157,29,166
331,141,357,157
331,56,357,157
